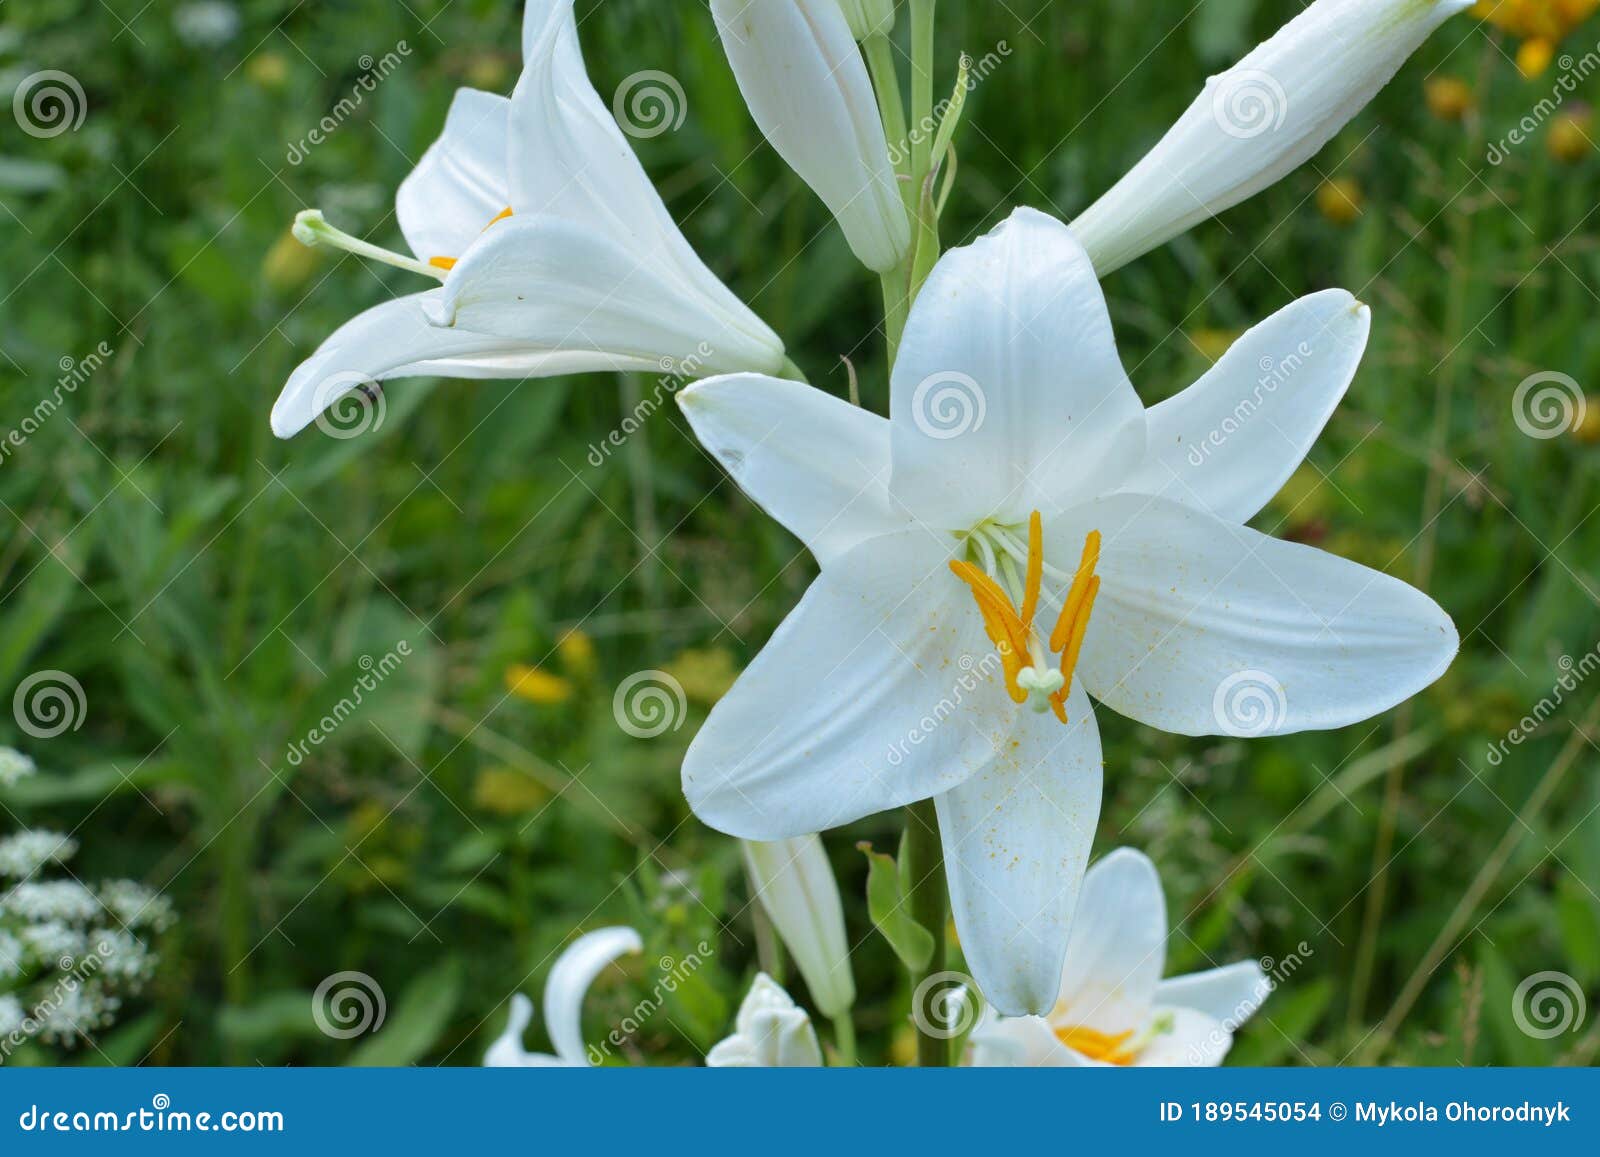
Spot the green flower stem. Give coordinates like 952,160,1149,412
909,0,937,184
862,34,915,221
830,1012,859,1067
880,266,911,366
903,797,948,1066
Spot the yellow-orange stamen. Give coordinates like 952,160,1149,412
1019,510,1043,632
1054,1025,1138,1065
428,206,515,275
949,561,1029,702
951,519,1104,722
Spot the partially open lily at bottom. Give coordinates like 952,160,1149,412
706,973,825,1067
484,926,641,1067
967,849,1271,1067
676,207,1457,1016
271,0,785,438
741,836,855,1020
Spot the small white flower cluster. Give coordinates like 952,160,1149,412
0,831,77,879
0,748,36,789
0,790,171,1056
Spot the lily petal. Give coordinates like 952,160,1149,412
1053,848,1167,1034
683,529,1012,841
272,292,635,439
395,88,512,264
427,217,783,377
967,1011,1089,1067
1137,1006,1233,1067
1060,494,1459,737
1070,0,1475,275
741,836,856,1018
678,374,904,567
890,209,1146,529
711,0,911,272
936,681,1103,1017
543,926,643,1065
1155,960,1273,1027
483,993,564,1067
1118,291,1371,523
513,0,783,364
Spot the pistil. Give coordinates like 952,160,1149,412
292,209,447,282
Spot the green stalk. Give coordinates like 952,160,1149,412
862,34,914,220
830,1013,859,1067
903,798,947,1066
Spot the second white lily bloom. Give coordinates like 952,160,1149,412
272,0,785,438
741,836,856,1019
1071,0,1474,275
711,0,911,273
968,850,1272,1066
677,208,1457,1016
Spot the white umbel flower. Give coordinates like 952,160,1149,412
0,747,36,788
711,0,911,273
1071,0,1474,275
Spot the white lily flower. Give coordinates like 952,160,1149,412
741,836,856,1018
967,849,1272,1067
1070,0,1474,275
271,0,785,438
706,973,825,1067
484,926,641,1067
711,0,911,273
675,207,1457,1015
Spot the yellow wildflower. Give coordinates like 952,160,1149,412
1316,177,1364,225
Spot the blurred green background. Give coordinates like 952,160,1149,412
1,0,1598,1066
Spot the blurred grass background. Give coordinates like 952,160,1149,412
1,0,1598,1066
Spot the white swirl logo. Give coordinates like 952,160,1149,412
1212,670,1288,737
911,970,979,1040
612,71,687,140
1512,371,1584,440
312,372,386,440
1211,69,1287,140
13,670,88,739
13,70,88,139
912,372,986,440
151,1094,171,1111
312,970,387,1039
613,670,687,739
1512,971,1586,1039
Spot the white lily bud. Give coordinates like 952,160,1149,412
706,974,824,1067
836,0,895,40
1070,0,1473,275
712,0,911,272
741,836,856,1019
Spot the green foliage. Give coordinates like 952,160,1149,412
1,0,1597,1067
